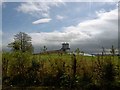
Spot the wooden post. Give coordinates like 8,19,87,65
72,54,77,78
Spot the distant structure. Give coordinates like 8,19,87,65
33,43,70,55
61,43,70,52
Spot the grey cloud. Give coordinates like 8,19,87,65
30,9,118,53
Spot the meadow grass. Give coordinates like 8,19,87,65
2,51,120,90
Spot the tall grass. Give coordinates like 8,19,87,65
2,51,120,90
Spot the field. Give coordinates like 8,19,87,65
0,52,2,90
2,51,120,90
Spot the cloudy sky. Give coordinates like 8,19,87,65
2,1,118,53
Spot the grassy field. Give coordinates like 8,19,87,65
2,51,120,90
0,52,2,90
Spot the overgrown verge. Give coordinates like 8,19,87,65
2,51,120,90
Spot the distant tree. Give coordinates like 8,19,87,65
8,32,33,52
81,51,84,55
102,47,106,55
75,48,80,55
110,45,115,56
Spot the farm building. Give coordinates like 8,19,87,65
61,43,70,52
34,43,70,55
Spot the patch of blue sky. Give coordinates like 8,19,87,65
49,2,117,31
2,2,35,33
2,2,117,34
2,1,118,52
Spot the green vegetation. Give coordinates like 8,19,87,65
2,52,120,90
8,32,33,53
2,32,120,90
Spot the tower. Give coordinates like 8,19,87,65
61,43,70,52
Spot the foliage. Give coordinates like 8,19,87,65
2,51,120,90
8,32,33,53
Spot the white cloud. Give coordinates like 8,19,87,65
0,30,3,36
0,0,3,6
1,0,119,2
71,0,119,2
56,15,65,20
30,30,90,46
0,0,7,4
29,8,118,52
32,18,52,24
0,0,3,3
16,1,65,17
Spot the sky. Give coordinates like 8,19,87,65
2,1,118,53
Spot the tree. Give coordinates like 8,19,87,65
75,48,80,55
8,32,33,52
110,45,115,56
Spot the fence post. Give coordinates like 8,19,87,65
72,54,77,78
